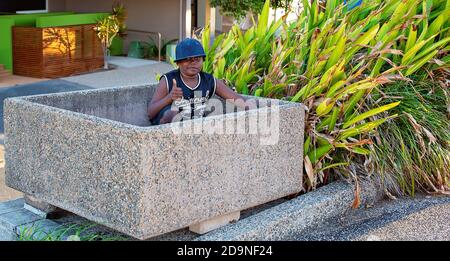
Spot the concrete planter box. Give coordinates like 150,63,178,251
4,85,305,239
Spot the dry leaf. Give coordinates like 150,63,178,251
384,189,397,200
304,155,315,188
351,179,361,209
422,127,437,144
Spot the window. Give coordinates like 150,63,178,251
0,0,47,13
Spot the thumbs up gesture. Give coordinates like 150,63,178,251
169,79,183,101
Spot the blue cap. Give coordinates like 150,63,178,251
174,38,206,62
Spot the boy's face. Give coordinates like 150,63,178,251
177,56,203,76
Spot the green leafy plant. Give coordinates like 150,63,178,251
94,15,120,69
198,0,449,198
144,37,178,60
369,79,449,197
17,221,128,241
112,2,127,37
94,2,127,69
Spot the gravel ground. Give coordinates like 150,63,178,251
295,194,450,241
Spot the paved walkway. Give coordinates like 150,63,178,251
295,194,450,241
63,62,174,89
0,75,48,88
107,56,161,68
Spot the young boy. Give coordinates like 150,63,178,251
147,38,244,125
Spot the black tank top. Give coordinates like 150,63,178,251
160,69,216,120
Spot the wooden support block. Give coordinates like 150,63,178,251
189,211,240,234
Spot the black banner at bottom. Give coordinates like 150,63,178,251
0,241,443,259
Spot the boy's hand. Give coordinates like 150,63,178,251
160,109,179,124
168,79,183,101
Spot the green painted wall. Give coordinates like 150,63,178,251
0,18,15,71
36,13,109,27
1,12,73,26
0,12,74,71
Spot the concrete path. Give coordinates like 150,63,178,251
295,194,450,241
62,62,174,89
107,56,161,68
0,75,49,88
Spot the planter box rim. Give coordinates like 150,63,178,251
8,84,305,132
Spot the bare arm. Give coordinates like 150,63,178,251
215,79,247,101
215,79,250,109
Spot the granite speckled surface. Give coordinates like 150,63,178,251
3,84,305,239
195,180,381,241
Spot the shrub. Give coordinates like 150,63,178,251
197,0,449,198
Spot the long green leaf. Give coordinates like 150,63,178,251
405,49,439,75
345,23,380,61
256,0,270,39
328,107,340,132
343,102,401,128
308,144,333,164
319,162,349,172
338,117,394,140
410,36,450,64
405,25,417,52
401,35,436,65
316,98,335,116
326,36,346,71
